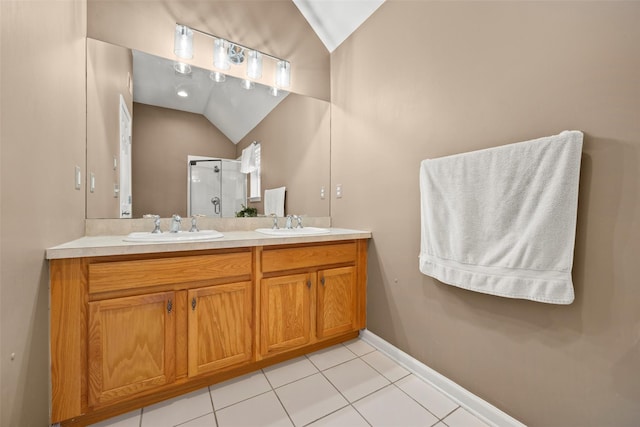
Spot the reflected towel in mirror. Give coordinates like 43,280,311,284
264,187,286,217
241,144,257,173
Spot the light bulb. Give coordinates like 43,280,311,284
213,38,230,70
275,60,291,87
210,71,226,83
174,25,193,60
246,50,262,80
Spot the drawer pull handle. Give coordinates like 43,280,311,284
192,297,197,311
167,299,173,314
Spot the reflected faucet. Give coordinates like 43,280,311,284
285,215,294,229
189,215,203,232
170,214,182,233
270,213,279,229
144,214,162,233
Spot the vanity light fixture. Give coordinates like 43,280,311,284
210,71,226,83
275,60,291,87
246,50,263,80
174,25,193,59
213,38,230,70
241,79,255,90
173,62,192,75
173,23,291,88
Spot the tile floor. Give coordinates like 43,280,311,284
90,338,490,427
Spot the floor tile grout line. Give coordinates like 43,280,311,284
359,350,412,383
270,386,297,427
390,379,448,422
300,403,372,427
266,368,321,390
211,387,274,412
172,411,215,427
304,353,356,372
261,367,297,427
342,340,377,357
207,386,220,427
305,351,359,373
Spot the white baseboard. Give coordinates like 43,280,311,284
359,329,527,427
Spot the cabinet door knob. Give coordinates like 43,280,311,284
192,297,197,311
167,299,173,314
320,277,325,286
307,280,311,289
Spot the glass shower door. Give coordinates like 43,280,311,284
189,159,222,217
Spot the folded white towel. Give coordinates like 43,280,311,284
264,186,286,217
419,130,583,304
240,144,256,173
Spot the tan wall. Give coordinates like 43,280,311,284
238,94,331,217
132,103,237,218
86,38,133,218
0,1,87,426
331,2,640,426
87,0,330,101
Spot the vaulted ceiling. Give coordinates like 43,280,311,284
132,1,385,144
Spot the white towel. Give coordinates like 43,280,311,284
264,187,286,217
419,130,583,304
240,144,256,173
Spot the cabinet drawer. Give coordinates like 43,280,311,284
262,243,356,273
89,252,251,294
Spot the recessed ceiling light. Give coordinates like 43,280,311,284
177,89,189,97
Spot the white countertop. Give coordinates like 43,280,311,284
46,228,372,260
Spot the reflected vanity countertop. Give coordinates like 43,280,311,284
45,228,372,260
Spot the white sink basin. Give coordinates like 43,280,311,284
124,230,224,242
255,227,331,236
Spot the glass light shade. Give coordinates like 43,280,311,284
173,62,192,74
241,79,255,90
275,60,291,87
246,50,262,80
269,86,280,97
210,71,226,83
213,38,230,70
174,25,193,59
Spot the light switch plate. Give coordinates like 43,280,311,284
74,166,81,190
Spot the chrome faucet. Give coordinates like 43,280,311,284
270,213,279,229
189,215,202,232
170,214,182,233
144,214,162,233
285,215,294,229
293,215,303,228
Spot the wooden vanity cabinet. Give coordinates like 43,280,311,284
187,281,253,377
50,239,367,426
88,291,176,407
259,241,366,358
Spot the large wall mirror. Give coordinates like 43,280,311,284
86,38,330,219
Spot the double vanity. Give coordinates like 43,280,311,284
47,224,371,426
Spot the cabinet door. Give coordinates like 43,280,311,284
188,282,252,377
261,273,312,356
317,266,357,340
88,292,176,407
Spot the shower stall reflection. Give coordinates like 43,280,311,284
187,156,246,218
